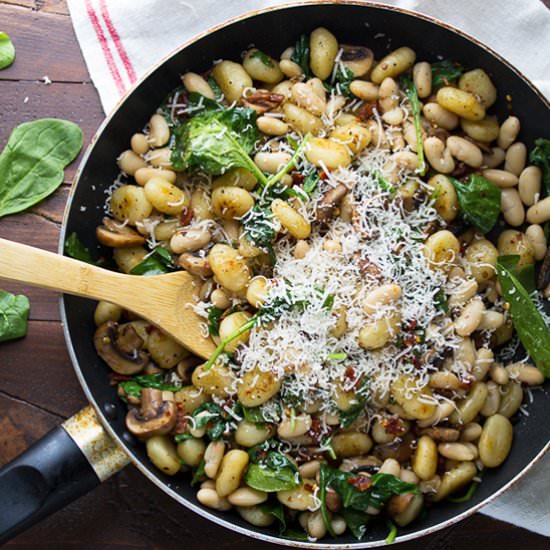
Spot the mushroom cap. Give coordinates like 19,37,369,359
94,321,149,375
96,223,145,248
125,388,177,438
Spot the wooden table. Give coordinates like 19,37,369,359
0,1,548,548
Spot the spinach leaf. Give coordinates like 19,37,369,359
431,59,463,88
250,49,274,67
64,233,96,264
385,518,398,544
241,200,276,252
450,174,501,234
303,171,320,195
448,480,478,503
207,77,224,101
497,256,550,377
434,289,449,313
0,119,83,218
259,501,287,532
170,106,268,184
174,433,194,443
374,170,395,193
339,405,364,428
130,247,174,276
241,405,268,424
329,65,354,97
246,441,300,492
291,34,311,78
207,306,223,336
529,138,550,194
119,373,181,398
499,255,536,294
341,508,369,540
191,458,206,486
319,464,417,539
0,289,30,342
400,75,426,175
0,32,15,69
191,402,241,440
186,91,224,116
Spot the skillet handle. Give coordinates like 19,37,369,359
0,406,129,544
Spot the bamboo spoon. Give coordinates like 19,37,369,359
0,238,216,359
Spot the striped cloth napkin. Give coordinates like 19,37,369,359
67,0,550,536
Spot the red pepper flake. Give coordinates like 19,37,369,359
291,171,305,184
180,206,193,226
347,475,372,492
307,416,323,441
383,417,405,436
319,171,329,181
357,102,376,120
459,375,475,390
110,373,132,383
344,366,356,381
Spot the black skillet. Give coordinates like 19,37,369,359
1,1,549,547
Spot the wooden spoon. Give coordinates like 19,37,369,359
0,238,216,359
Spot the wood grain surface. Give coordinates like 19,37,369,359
0,1,548,548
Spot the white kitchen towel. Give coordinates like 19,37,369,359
67,0,550,537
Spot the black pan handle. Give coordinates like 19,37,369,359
0,406,129,544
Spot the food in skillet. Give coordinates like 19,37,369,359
87,28,550,541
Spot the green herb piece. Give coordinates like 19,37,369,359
191,402,229,440
130,247,174,276
64,233,96,264
250,49,273,67
191,459,206,486
0,32,15,70
431,60,463,88
434,289,449,313
400,75,426,175
207,306,223,336
385,518,397,544
0,119,83,218
320,436,337,460
119,373,181,398
246,441,300,492
529,138,550,194
259,501,287,532
499,255,536,294
171,106,267,184
303,171,320,194
0,289,30,342
174,433,194,443
207,77,224,101
291,34,311,78
448,480,478,503
450,174,501,234
330,65,354,97
340,509,369,540
339,405,364,428
327,352,347,361
497,255,550,377
241,405,267,424
264,134,311,189
280,529,309,541
319,464,417,540
374,170,395,193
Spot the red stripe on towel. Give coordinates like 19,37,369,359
99,0,137,84
85,0,126,95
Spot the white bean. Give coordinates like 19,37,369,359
501,188,525,226
518,166,542,206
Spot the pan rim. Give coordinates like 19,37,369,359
58,1,550,547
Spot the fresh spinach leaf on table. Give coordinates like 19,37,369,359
0,119,82,218
0,289,30,342
0,32,15,69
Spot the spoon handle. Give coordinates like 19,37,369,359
0,237,129,304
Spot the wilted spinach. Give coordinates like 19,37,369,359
431,59,463,88
64,233,97,264
118,373,181,398
529,138,550,194
319,464,417,539
400,75,426,175
450,174,501,234
291,34,311,78
0,289,30,342
250,49,273,67
0,32,15,69
130,247,175,276
207,306,223,336
497,255,550,378
0,119,82,218
245,440,301,492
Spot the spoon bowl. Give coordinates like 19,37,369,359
0,237,216,359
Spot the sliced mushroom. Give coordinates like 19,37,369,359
316,184,348,223
94,321,149,375
418,426,460,442
178,253,213,277
176,356,203,383
341,45,374,77
96,217,145,248
339,455,382,473
538,247,550,290
242,90,285,114
387,493,415,516
126,388,177,438
374,432,415,463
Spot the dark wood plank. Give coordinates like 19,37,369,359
0,0,69,16
0,4,88,81
0,320,86,416
0,79,104,181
